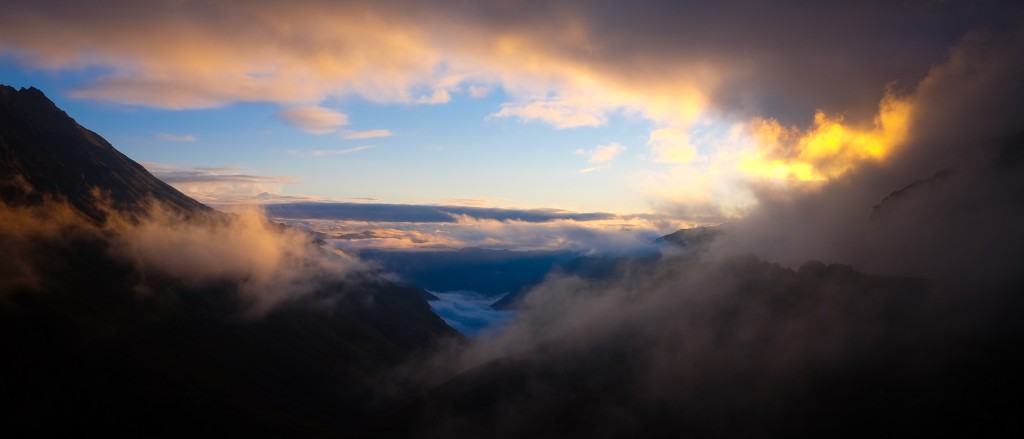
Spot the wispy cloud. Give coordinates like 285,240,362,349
442,198,490,207
490,99,606,129
143,163,297,203
342,129,392,139
146,165,294,184
276,106,348,134
154,133,197,142
286,145,373,157
576,143,626,164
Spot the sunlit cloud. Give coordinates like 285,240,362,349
342,129,392,139
637,92,915,222
276,106,349,134
154,133,197,142
741,93,913,182
275,214,688,253
416,88,452,105
577,142,626,164
442,198,490,207
490,99,607,129
144,163,297,204
647,127,696,164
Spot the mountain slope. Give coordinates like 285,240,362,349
0,85,208,220
0,85,459,437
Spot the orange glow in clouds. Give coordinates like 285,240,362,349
741,93,913,182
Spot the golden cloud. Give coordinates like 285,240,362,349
741,93,913,182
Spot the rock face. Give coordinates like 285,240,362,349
0,85,208,220
0,85,459,437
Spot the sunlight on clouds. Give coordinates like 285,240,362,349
279,215,686,253
342,129,392,139
577,143,626,164
491,99,607,128
276,106,349,134
741,93,913,182
648,127,697,164
638,93,914,222
145,164,298,204
416,88,452,104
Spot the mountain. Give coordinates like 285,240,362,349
0,85,459,437
0,85,208,221
654,225,722,250
870,169,953,221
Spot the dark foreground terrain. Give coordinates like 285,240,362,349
3,85,1024,438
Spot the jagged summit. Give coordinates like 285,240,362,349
0,84,208,220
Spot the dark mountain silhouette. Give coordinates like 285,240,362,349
0,85,208,221
0,85,459,437
870,169,954,221
654,224,722,250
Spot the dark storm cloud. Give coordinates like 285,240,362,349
711,23,1024,283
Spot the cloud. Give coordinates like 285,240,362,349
441,198,489,207
576,142,626,165
468,85,489,98
490,99,607,129
647,127,696,164
416,88,451,104
144,164,296,204
276,106,348,134
154,133,197,142
705,24,1024,284
0,200,366,314
342,129,392,139
427,291,516,337
286,145,373,157
275,212,685,253
263,201,617,223
2,1,1006,125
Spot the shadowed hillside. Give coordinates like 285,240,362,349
0,86,459,437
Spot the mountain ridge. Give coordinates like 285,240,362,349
0,85,209,221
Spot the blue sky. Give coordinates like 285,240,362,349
0,0,986,224
1,57,663,214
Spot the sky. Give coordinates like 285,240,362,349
0,0,1018,225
